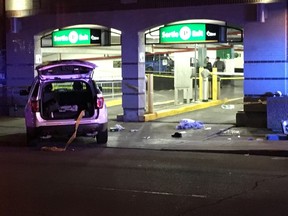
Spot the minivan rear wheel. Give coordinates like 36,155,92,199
96,129,108,144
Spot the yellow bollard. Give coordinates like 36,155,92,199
147,74,154,114
212,67,218,100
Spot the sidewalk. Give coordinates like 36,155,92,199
107,119,288,156
0,115,287,156
105,87,288,156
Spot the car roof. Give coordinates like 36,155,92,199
36,60,96,80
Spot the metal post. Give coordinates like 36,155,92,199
202,77,208,102
112,81,115,98
193,44,198,101
191,67,197,102
199,67,203,101
201,68,210,102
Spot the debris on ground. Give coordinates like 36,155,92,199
41,146,66,152
221,104,235,109
110,124,125,132
172,132,182,138
41,110,85,152
256,138,264,141
222,129,240,136
176,119,204,130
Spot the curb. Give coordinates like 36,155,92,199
160,148,288,157
144,99,227,121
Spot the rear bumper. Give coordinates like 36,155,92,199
29,122,108,137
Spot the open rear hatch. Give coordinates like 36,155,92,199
37,60,97,120
36,60,95,80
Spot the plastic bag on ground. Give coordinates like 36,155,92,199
110,124,125,132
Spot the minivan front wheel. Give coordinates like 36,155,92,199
96,129,108,144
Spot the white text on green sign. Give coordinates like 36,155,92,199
52,29,100,46
160,24,207,43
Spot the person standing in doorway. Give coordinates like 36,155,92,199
213,56,225,72
204,56,212,72
213,56,225,88
204,57,213,98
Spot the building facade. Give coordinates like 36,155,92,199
1,0,288,127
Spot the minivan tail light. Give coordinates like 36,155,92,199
30,100,39,112
96,97,104,109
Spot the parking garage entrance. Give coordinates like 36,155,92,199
144,20,244,124
36,21,244,124
37,25,122,101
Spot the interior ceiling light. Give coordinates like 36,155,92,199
168,19,226,26
5,0,32,11
5,0,36,18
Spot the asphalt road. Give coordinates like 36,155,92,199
1,84,287,216
1,147,288,216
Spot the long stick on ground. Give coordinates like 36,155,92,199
41,110,85,152
64,110,85,149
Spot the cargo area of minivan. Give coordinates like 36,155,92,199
41,81,95,120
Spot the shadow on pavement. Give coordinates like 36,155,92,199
0,133,27,147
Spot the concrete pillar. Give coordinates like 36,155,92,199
34,35,42,71
6,31,34,116
236,2,288,127
119,30,146,122
244,3,287,97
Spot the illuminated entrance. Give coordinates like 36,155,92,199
144,20,244,121
36,25,122,98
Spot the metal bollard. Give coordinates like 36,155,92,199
201,69,211,102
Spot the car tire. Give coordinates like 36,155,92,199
96,129,108,144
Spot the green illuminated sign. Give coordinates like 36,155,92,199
160,23,222,44
160,24,205,43
52,28,101,46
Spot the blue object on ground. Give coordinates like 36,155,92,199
176,119,204,130
266,134,288,141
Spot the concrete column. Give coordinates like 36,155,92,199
34,35,42,72
244,3,287,96
119,30,146,122
0,1,7,115
6,31,34,116
236,2,288,127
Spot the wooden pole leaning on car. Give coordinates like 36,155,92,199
41,110,85,152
